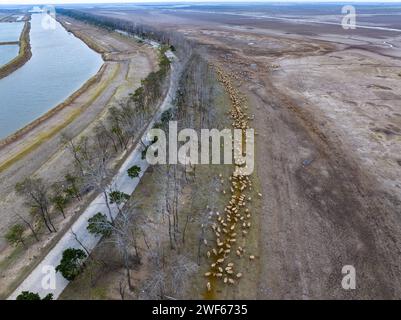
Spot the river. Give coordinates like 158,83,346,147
0,21,23,68
0,14,103,139
0,21,24,42
0,45,19,66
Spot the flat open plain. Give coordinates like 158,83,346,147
85,5,401,299
2,4,401,300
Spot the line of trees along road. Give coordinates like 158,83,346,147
10,10,217,299
8,23,174,294
56,8,194,59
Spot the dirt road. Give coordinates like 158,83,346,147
99,8,401,299
9,50,178,299
205,17,401,300
0,16,156,241
3,6,401,299
0,16,157,298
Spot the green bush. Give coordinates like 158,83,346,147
87,212,112,237
109,191,130,205
56,248,87,281
161,110,173,124
127,165,141,179
5,224,25,247
16,291,53,300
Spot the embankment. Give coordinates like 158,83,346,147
0,18,32,80
0,63,107,147
0,41,19,46
0,19,109,169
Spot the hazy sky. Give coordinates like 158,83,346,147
1,0,401,5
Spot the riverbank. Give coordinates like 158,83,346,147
0,14,108,162
0,17,31,80
9,45,177,299
0,16,158,299
0,64,109,172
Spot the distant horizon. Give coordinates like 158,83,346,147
2,0,401,7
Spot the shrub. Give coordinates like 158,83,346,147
161,109,173,123
87,212,112,237
16,291,53,300
109,191,130,206
5,224,25,247
56,248,87,281
127,165,141,179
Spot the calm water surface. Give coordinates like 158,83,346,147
0,45,19,66
0,14,103,139
0,21,24,42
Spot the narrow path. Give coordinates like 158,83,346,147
8,51,180,300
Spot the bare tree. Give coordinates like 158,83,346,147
95,123,119,153
50,182,69,219
106,208,140,291
15,178,56,233
17,213,39,242
66,135,114,223
165,165,180,249
70,228,90,256
61,133,86,177
140,251,198,299
118,278,126,300
64,173,82,201
108,108,129,150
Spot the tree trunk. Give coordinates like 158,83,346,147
41,212,53,233
59,207,66,219
168,214,174,250
18,214,39,242
46,212,57,232
71,229,90,256
30,225,39,242
182,214,189,245
103,190,114,224
125,262,133,291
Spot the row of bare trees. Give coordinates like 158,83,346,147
57,8,195,59
134,53,225,299
8,20,179,295
11,11,215,298
11,53,217,300
11,33,172,239
15,177,69,235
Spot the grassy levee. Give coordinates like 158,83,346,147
0,19,32,80
0,180,107,300
0,65,122,299
1,21,168,299
1,10,174,299
0,63,117,174
0,15,116,172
